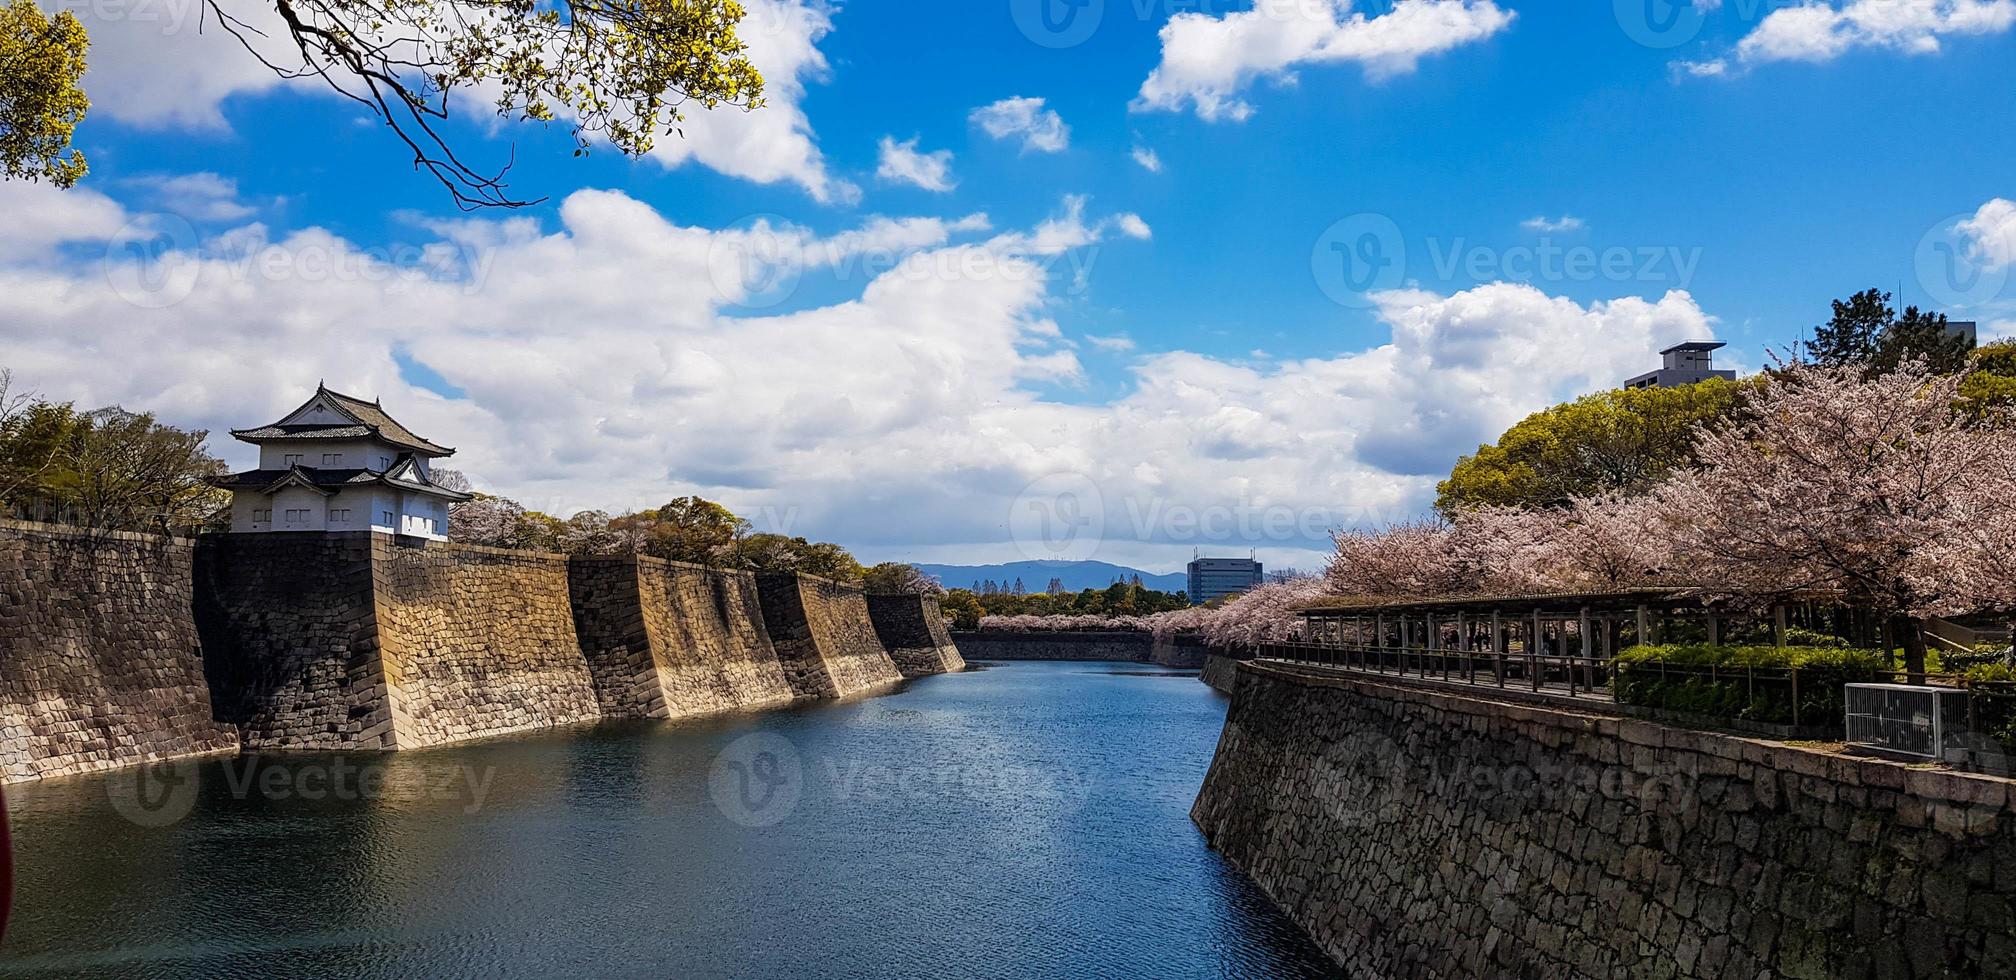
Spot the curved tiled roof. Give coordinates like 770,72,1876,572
231,385,455,456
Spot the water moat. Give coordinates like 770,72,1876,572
0,662,1338,979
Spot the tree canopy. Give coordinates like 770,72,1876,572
0,0,763,206
0,372,227,532
1436,378,1743,514
0,0,88,187
1805,287,1974,376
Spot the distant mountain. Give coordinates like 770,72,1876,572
913,560,1187,595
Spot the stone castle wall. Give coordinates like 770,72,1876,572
757,573,904,698
1149,633,1208,668
950,630,1154,663
0,522,237,782
865,594,966,677
3,522,945,780
1199,652,1241,693
1193,661,2016,978
569,557,796,719
371,537,602,747
194,532,388,749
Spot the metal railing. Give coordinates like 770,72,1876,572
1255,640,1616,699
1255,641,2016,744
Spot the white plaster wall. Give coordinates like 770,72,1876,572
258,439,398,471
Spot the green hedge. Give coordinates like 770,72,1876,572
1613,644,1887,728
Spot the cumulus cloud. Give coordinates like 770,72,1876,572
970,97,1071,153
1957,198,2016,270
0,186,1717,570
1683,0,2016,76
73,0,854,202
123,173,259,222
1521,215,1586,233
1135,0,1515,122
876,136,956,191
1131,145,1164,172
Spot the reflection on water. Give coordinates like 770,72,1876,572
1,662,1339,978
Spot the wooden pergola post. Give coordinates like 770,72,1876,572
1531,608,1543,692
1636,604,1650,649
1579,606,1594,694
1492,609,1504,687
1773,605,1788,649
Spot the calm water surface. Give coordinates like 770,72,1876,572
0,662,1339,978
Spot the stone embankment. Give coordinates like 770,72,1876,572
952,630,1156,662
758,573,905,698
569,557,794,719
2,521,962,782
1199,652,1243,693
1193,660,2016,979
0,522,237,782
865,594,966,677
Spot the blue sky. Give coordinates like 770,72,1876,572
7,0,2016,572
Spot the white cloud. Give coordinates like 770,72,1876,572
1957,198,2016,270
0,187,1719,569
1087,334,1137,351
1686,0,2016,74
1135,0,1516,122
1131,145,1164,172
970,97,1071,153
74,0,854,202
1115,214,1154,240
124,173,259,222
1521,215,1586,233
876,136,956,192
0,181,133,260
642,0,856,202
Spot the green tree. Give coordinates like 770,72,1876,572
1437,379,1743,513
0,394,225,531
862,562,941,595
1806,288,1973,376
0,0,87,187
621,496,749,565
1,0,761,206
730,532,863,581
940,589,984,630
1961,340,2016,412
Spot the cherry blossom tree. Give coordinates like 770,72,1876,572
1201,577,1333,649
1655,361,2016,676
